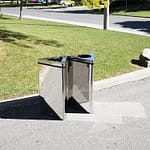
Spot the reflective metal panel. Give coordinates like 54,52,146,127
39,66,65,119
67,53,94,113
38,54,94,119
71,61,89,103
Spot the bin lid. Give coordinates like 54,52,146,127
38,56,67,68
69,53,94,64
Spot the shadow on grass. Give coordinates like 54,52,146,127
0,29,29,41
0,29,63,48
115,21,150,34
0,29,34,48
0,16,14,20
34,39,63,47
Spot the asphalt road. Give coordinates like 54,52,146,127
2,6,150,36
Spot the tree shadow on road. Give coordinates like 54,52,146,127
115,20,150,34
45,9,91,14
44,9,104,15
26,6,103,15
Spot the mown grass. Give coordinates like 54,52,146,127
111,5,150,17
112,10,150,17
0,15,150,100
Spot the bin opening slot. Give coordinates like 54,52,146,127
78,54,91,58
47,56,63,62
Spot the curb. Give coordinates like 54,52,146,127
3,13,150,37
93,68,150,91
2,68,150,101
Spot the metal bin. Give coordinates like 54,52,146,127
38,53,94,119
67,54,94,113
38,56,67,120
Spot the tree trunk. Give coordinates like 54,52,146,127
45,0,48,6
103,0,109,30
17,0,19,6
0,7,2,17
19,0,23,20
125,0,128,10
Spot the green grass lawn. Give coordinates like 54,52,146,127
112,10,150,17
0,15,150,100
111,5,150,17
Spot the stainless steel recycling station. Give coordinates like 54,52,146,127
38,54,94,120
